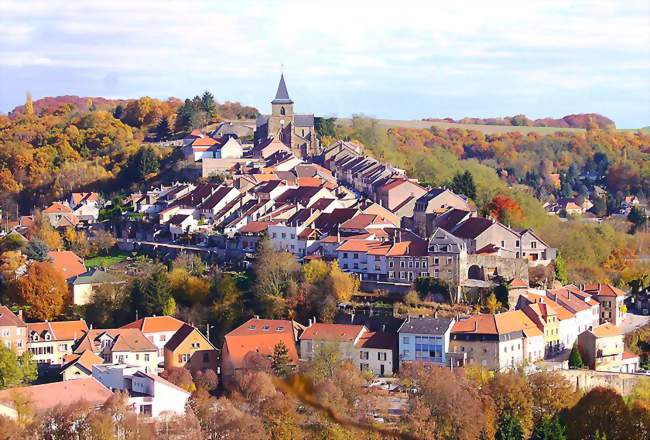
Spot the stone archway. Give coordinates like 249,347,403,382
468,264,484,280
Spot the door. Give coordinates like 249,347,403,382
380,364,385,376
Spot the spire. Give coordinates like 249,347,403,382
272,73,293,104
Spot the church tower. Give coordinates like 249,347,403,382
271,73,293,118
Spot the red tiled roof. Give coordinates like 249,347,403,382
355,331,396,349
239,221,276,234
61,350,103,373
48,251,87,280
71,192,99,205
192,137,218,147
336,239,382,252
0,306,26,327
583,284,626,298
590,323,622,338
74,328,157,354
300,323,365,342
386,240,428,257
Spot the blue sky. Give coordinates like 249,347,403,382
1,1,649,127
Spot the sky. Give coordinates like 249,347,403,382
1,0,649,128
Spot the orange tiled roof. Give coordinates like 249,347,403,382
590,323,622,338
452,315,498,335
47,251,87,279
0,378,112,414
43,202,73,214
336,239,382,252
61,350,103,373
28,319,88,341
300,323,365,342
72,192,99,205
192,137,218,147
74,328,157,354
495,310,543,337
0,305,26,327
121,316,185,334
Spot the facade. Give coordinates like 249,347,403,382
61,350,104,381
411,189,472,237
427,227,468,287
398,317,455,367
449,311,542,370
222,318,301,380
354,331,396,376
583,284,626,326
300,323,367,362
27,319,89,369
73,328,158,373
121,315,186,366
0,305,27,355
163,323,219,371
577,323,634,372
70,268,125,305
255,74,318,159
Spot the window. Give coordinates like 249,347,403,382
403,336,409,344
500,240,505,248
272,233,277,238
343,252,348,258
400,271,406,279
353,263,359,269
203,352,209,363
422,259,428,268
399,260,405,268
360,363,369,371
1,329,8,337
434,257,439,265
515,240,520,247
136,354,140,360
180,354,190,363
378,352,387,361
531,241,537,249
421,272,428,277
281,233,286,238
446,257,453,265
414,260,420,269
291,234,295,239
388,259,394,268
58,344,67,351
388,271,395,278
160,335,166,342
353,253,358,259
280,106,286,115
144,354,150,361
408,260,413,268
360,351,369,360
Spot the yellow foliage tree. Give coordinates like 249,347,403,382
301,259,329,284
29,213,63,251
326,261,359,302
485,293,500,314
168,268,210,304
24,92,33,116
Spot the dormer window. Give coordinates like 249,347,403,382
32,333,39,342
276,326,284,331
262,325,270,331
44,333,51,341
249,325,256,330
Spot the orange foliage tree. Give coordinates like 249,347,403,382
486,194,523,225
12,261,68,320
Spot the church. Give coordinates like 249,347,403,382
254,74,319,159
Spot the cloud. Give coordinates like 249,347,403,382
0,0,648,126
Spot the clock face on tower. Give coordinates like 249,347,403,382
280,119,285,125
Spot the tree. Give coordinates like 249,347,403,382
24,92,34,116
200,90,217,117
271,341,292,378
0,346,25,389
531,416,566,440
628,206,647,233
90,229,116,256
210,272,244,341
113,104,124,119
160,367,195,393
486,292,501,314
554,253,569,285
192,369,218,392
29,213,63,251
128,146,159,181
130,268,174,318
565,387,630,440
528,371,576,422
487,373,534,438
155,115,172,140
24,239,49,262
496,413,524,440
84,283,128,328
450,171,477,200
306,342,343,381
487,194,524,225
325,261,359,302
12,261,68,320
568,343,584,369
253,237,299,317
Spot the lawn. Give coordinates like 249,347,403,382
85,250,131,268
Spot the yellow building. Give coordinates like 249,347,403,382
520,301,560,357
163,324,218,372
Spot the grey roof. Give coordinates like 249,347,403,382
398,317,454,335
294,114,314,127
256,114,269,127
71,268,123,285
271,74,293,104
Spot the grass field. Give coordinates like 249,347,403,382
85,250,131,268
337,118,586,135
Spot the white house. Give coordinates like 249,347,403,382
121,316,186,367
92,364,190,418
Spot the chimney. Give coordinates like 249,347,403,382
382,324,386,332
17,310,23,320
473,320,478,332
350,312,355,323
308,318,312,326
254,315,259,319
434,311,438,319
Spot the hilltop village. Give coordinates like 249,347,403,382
0,76,648,439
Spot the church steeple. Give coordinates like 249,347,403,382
272,73,293,105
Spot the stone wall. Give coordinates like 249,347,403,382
557,369,644,397
465,254,529,283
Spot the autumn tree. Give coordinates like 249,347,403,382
28,213,63,251
253,237,300,317
305,342,343,381
63,228,91,257
168,267,210,305
192,369,218,392
12,261,68,320
90,229,116,256
24,239,49,262
487,372,534,438
24,92,33,116
487,194,524,225
84,283,129,328
485,292,501,314
210,272,244,341
565,387,631,440
160,367,196,393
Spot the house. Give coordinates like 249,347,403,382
354,331,396,376
69,192,100,223
121,315,186,366
583,284,626,326
27,319,89,370
0,305,27,355
398,317,455,367
449,311,543,370
163,323,219,372
73,328,158,372
92,364,190,418
547,286,600,338
299,322,367,363
48,250,87,281
516,229,556,264
42,202,79,229
411,189,472,237
577,323,638,373
450,217,520,258
427,227,468,287
517,294,576,356
61,350,104,381
375,178,427,212
70,268,125,305
0,378,112,419
221,318,302,380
